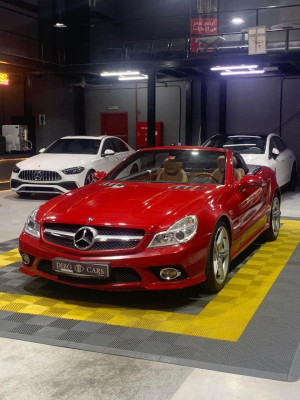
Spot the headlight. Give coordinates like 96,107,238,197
24,208,40,239
62,166,85,175
13,166,20,173
148,215,198,248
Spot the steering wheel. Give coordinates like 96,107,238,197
191,172,219,184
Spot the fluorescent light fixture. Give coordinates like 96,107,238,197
118,75,148,81
54,22,67,28
231,17,245,24
220,70,265,76
211,65,258,71
101,71,140,77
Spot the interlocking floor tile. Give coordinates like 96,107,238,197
0,220,299,381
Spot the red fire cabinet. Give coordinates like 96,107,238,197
136,122,163,149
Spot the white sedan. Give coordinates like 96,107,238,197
11,136,135,197
202,133,297,190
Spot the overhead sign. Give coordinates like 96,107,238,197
0,73,9,85
190,18,218,35
248,26,267,55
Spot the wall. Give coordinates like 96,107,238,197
203,75,300,182
85,81,186,148
32,75,75,150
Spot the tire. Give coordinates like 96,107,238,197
203,221,230,293
84,170,95,185
288,164,297,192
263,193,280,242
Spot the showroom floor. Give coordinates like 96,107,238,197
0,188,299,400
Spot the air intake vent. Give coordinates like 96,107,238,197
169,185,204,190
101,182,125,188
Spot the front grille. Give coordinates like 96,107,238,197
38,260,142,284
43,223,145,251
19,170,62,181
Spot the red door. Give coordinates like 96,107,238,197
101,112,128,143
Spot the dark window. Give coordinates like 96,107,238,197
112,138,129,153
203,135,266,154
101,138,116,155
274,137,286,152
45,139,101,155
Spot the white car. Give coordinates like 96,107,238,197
11,136,135,197
202,133,297,190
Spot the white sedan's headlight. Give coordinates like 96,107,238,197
62,166,85,175
148,215,198,248
24,208,40,239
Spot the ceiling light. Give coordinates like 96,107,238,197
231,17,245,24
118,75,148,81
211,65,258,71
54,22,67,28
101,71,140,77
220,70,265,76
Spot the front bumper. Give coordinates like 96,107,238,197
19,231,210,291
11,179,79,194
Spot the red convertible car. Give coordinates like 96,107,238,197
19,147,281,293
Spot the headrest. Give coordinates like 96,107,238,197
163,160,183,175
233,156,237,167
217,156,226,169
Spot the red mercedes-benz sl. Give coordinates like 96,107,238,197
19,146,280,293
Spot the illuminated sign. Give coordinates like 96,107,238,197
0,73,9,85
190,18,218,35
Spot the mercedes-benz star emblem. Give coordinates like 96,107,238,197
74,226,98,250
33,171,42,181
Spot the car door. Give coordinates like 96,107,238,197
276,137,294,186
97,138,119,172
229,168,269,255
111,137,131,162
268,136,286,187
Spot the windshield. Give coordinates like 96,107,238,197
45,138,101,155
204,136,266,154
106,149,227,185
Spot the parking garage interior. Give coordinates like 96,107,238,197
1,1,300,399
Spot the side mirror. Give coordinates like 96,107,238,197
239,175,264,193
39,148,45,153
92,171,107,182
271,148,280,158
104,149,115,156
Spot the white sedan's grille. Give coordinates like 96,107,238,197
19,170,62,181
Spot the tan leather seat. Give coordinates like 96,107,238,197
156,160,188,183
212,156,241,184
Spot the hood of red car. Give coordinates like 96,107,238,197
39,181,217,232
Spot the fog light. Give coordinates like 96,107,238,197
22,253,31,265
160,267,182,280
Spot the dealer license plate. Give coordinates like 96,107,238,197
52,258,110,278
